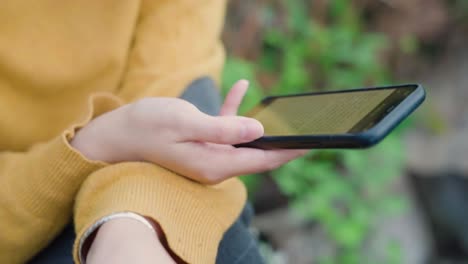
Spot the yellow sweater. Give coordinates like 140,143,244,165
0,1,246,263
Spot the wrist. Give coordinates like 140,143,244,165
70,122,108,162
70,106,135,163
86,217,174,264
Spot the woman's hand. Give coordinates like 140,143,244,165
71,80,306,184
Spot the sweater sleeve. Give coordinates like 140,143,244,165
116,0,227,100
73,1,248,263
0,93,123,264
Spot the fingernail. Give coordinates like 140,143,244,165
242,119,264,139
236,79,249,88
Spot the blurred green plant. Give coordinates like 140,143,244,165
223,0,408,263
452,0,468,21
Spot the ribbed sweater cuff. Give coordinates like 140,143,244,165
21,136,107,214
12,93,123,216
73,162,247,264
42,93,124,209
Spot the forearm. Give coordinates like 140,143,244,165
73,162,247,264
0,94,122,264
0,136,105,264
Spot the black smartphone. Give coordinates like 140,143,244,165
235,84,425,149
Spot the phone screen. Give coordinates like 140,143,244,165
248,85,416,136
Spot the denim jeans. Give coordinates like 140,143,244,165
28,77,264,264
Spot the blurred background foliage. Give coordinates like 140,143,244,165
222,1,404,263
221,0,468,263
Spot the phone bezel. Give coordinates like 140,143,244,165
236,84,426,149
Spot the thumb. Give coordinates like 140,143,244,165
220,79,249,116
183,115,264,144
